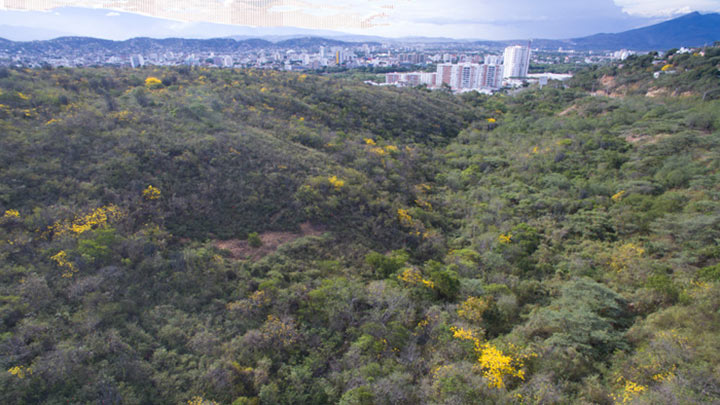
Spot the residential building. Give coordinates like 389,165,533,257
502,45,530,78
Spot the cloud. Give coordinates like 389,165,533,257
1,0,714,39
0,0,402,29
612,0,720,16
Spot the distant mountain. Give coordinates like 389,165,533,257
0,36,273,55
566,12,720,51
468,12,720,51
1,9,718,53
0,35,380,63
274,37,374,49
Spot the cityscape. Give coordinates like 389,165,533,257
0,36,643,93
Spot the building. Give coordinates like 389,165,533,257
385,72,437,87
479,64,503,89
130,54,145,68
502,45,530,79
612,49,635,60
436,63,481,90
484,55,501,65
436,63,503,91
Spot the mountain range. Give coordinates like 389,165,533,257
1,12,719,52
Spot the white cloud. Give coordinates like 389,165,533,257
613,0,720,16
106,11,120,17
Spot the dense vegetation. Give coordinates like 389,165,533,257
0,47,719,404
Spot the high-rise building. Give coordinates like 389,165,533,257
436,63,503,90
436,63,456,88
480,64,503,89
484,55,501,65
130,54,145,68
502,45,530,79
386,72,437,87
436,63,475,89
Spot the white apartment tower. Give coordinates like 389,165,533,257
435,63,503,91
502,45,531,79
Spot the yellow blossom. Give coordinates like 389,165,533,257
398,268,434,289
3,209,20,218
450,326,478,343
328,175,345,189
144,77,162,88
49,205,123,236
7,366,31,379
187,397,219,405
612,190,626,201
364,138,376,145
652,365,677,382
51,250,77,278
397,209,414,227
487,118,496,123
613,379,647,404
450,327,533,389
498,234,512,244
142,185,161,200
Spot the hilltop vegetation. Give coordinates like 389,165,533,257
0,49,719,404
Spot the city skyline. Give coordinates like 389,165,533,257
2,1,720,40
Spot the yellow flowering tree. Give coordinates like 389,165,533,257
7,365,31,379
611,190,626,201
51,250,77,278
145,76,163,89
143,185,162,200
612,378,647,404
397,267,434,289
328,175,345,189
450,327,533,389
49,205,123,236
3,209,19,218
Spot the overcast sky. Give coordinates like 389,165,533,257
1,0,719,40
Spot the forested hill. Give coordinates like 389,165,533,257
1,47,719,404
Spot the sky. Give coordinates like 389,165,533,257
1,0,719,40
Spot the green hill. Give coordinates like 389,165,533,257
0,50,719,404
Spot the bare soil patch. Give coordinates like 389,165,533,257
624,132,671,144
215,222,325,260
557,105,577,116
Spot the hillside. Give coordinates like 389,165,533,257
568,12,720,51
1,50,720,404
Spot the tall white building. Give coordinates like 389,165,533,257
130,54,145,68
385,72,437,87
502,45,531,79
435,63,503,91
